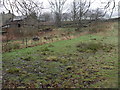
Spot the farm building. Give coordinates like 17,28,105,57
0,12,42,41
0,11,55,41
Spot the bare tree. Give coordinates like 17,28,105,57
2,0,43,17
104,0,115,19
62,13,71,21
89,0,116,20
71,0,93,28
42,12,51,22
70,0,116,29
48,0,67,27
2,0,44,38
0,0,2,7
71,0,78,22
87,9,104,20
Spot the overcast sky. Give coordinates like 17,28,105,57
0,0,119,18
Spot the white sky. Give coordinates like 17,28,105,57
0,0,119,18
42,0,119,18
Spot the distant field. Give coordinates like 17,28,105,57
2,21,118,88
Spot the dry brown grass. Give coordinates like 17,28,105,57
88,22,114,35
92,22,116,36
14,41,22,44
3,21,116,52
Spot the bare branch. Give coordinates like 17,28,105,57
48,0,67,27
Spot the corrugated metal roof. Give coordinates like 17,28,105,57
13,16,27,21
2,24,10,28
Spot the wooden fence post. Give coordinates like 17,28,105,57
26,38,27,48
22,39,24,44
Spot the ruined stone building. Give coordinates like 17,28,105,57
0,11,40,40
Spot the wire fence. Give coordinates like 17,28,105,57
2,32,77,53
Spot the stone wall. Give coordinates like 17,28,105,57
1,12,14,25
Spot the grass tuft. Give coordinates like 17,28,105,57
76,42,114,53
46,56,58,61
21,56,33,61
7,67,21,74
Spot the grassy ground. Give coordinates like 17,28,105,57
2,21,118,88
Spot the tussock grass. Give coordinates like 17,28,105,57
76,42,114,53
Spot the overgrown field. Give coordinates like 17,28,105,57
2,21,118,88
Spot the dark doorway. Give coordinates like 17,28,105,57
18,24,21,27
